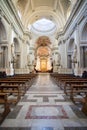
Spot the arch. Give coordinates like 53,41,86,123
13,37,20,69
35,36,52,56
67,38,75,69
13,37,20,53
24,8,65,31
34,36,52,72
35,45,52,72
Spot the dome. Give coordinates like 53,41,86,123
32,18,56,33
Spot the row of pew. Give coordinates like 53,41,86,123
0,73,37,124
51,73,87,116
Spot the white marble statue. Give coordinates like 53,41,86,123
72,45,77,63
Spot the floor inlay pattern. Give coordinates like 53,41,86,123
20,95,37,102
25,105,69,119
43,97,49,102
0,73,87,129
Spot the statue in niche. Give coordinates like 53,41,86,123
72,45,77,63
11,44,15,57
53,52,61,69
11,44,17,66
54,52,61,66
71,45,78,71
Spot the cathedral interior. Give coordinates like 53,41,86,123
0,0,87,129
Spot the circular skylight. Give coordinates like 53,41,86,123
31,18,56,33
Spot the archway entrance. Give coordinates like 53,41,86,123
35,36,52,72
67,39,75,69
13,38,20,69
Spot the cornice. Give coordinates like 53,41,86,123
64,0,82,33
0,2,11,24
6,0,24,32
0,0,25,36
0,0,33,41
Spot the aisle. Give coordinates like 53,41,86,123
1,73,87,130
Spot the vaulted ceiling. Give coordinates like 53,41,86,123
13,0,77,33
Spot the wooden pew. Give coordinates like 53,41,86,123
69,84,87,102
0,84,22,103
81,95,87,115
0,80,27,98
0,73,37,99
63,80,87,94
0,74,36,90
0,73,37,123
50,73,87,116
51,73,76,88
0,93,10,124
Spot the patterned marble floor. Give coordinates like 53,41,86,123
0,73,87,130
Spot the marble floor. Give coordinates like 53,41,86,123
0,73,87,130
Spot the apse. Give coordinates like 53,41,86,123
35,37,52,72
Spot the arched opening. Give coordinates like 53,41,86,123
35,36,52,72
67,39,75,69
0,20,8,68
80,23,87,68
13,37,20,69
